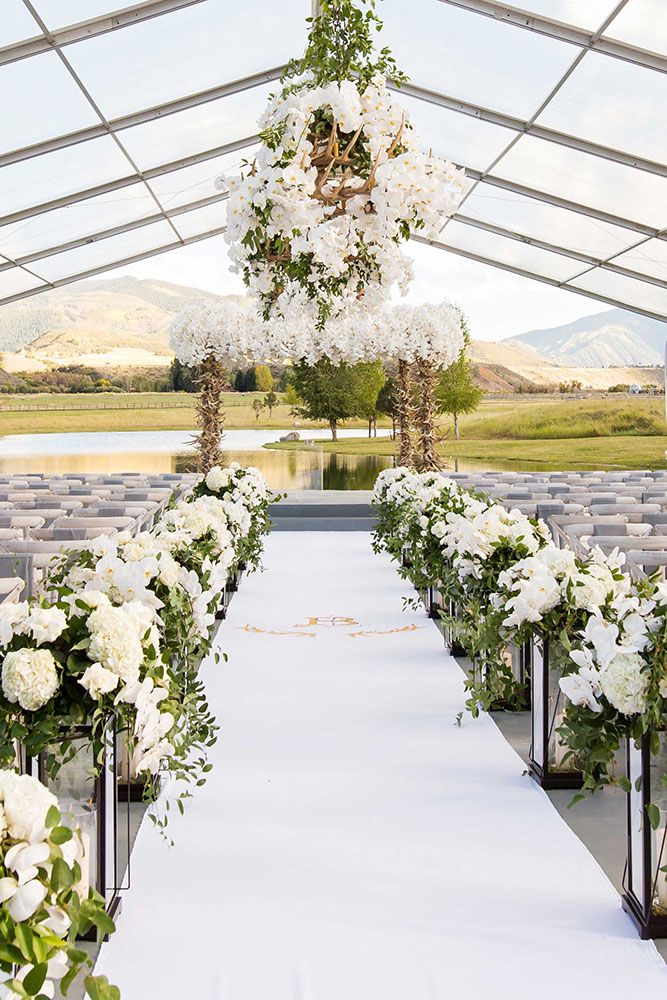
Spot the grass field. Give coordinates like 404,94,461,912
266,435,667,470
265,396,667,470
1,392,666,470
0,393,389,436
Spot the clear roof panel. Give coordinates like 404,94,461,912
148,147,258,210
29,1,139,30
461,183,637,259
0,268,47,299
603,0,667,56
439,219,583,282
0,137,132,220
171,201,228,240
0,0,41,46
400,94,511,172
64,0,306,120
536,52,667,164
30,220,177,282
498,1,620,30
379,0,575,119
494,135,667,229
612,238,667,283
0,184,159,261
118,86,268,170
0,51,97,155
569,267,667,316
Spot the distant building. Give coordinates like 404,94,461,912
628,384,642,395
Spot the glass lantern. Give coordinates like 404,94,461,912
21,723,129,935
623,730,667,938
480,640,531,710
529,634,583,789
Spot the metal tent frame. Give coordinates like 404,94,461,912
0,0,665,325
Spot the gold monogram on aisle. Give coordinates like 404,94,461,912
237,616,423,639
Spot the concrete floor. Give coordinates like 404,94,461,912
451,651,667,963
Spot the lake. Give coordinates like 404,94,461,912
0,429,396,490
0,428,622,489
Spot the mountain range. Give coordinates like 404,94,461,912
0,278,664,388
505,309,666,367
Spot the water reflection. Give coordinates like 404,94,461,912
0,429,626,489
0,429,396,491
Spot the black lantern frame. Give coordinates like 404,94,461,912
622,730,667,938
475,639,531,710
430,586,468,656
21,721,129,937
529,633,583,789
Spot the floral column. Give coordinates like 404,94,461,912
414,357,442,472
196,354,226,473
397,359,416,469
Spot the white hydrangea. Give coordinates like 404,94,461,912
2,649,60,712
86,603,144,685
599,651,649,716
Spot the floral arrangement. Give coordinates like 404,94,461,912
190,463,278,572
220,0,465,327
372,467,667,801
168,298,259,369
0,770,118,1000
0,464,274,835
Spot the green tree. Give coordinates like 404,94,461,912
291,357,371,440
255,364,273,392
436,342,482,441
244,367,258,392
283,383,301,419
233,369,247,392
351,361,386,437
170,358,197,392
377,376,397,438
252,398,264,421
263,390,278,416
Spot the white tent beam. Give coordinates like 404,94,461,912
436,0,667,74
0,134,258,227
395,80,667,178
412,233,667,323
0,192,229,273
453,213,667,290
0,0,207,66
0,66,281,168
0,225,228,308
463,165,665,240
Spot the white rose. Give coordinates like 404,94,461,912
2,649,60,711
0,770,57,842
26,607,68,646
79,663,119,700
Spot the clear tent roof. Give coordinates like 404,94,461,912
0,0,666,323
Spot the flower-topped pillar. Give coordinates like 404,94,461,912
414,357,441,472
397,359,416,469
169,298,262,474
196,355,226,472
220,0,466,329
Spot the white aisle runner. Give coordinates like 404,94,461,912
96,533,666,999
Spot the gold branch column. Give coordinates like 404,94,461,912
196,355,226,473
397,359,417,469
414,357,442,472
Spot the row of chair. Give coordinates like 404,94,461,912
445,469,667,578
0,473,199,598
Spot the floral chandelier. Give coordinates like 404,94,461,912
219,0,466,328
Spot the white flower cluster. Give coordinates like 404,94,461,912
205,462,270,511
432,499,548,581
169,297,262,368
221,75,466,324
0,770,94,1000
